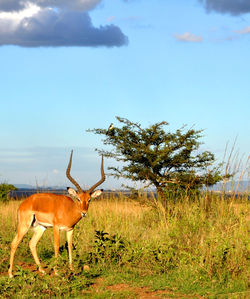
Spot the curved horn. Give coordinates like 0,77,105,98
66,150,82,193
87,155,105,194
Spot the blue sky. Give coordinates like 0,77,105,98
0,0,249,189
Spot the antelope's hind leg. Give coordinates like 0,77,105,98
29,225,46,274
53,225,60,276
8,212,34,278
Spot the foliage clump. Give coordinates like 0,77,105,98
0,183,17,202
86,230,127,264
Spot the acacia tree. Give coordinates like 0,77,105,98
89,117,225,199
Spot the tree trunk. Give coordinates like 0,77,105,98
156,186,167,206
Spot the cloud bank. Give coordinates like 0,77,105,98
0,0,128,47
199,0,250,16
0,146,115,188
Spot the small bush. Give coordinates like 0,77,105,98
87,230,127,265
0,183,17,202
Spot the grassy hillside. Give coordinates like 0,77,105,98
0,193,249,298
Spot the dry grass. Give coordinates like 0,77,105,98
0,193,249,297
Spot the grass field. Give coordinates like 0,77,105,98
0,193,249,298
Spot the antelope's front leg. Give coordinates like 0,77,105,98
66,230,73,271
53,226,60,275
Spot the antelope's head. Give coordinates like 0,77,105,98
66,150,105,216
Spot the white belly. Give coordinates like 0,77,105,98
37,221,53,228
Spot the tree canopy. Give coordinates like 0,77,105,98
89,117,226,198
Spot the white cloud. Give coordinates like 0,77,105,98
174,32,203,43
0,2,40,31
0,0,128,47
235,26,250,35
106,16,115,23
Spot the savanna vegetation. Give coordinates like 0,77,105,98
0,191,249,298
0,118,249,297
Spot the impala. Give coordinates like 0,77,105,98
8,150,105,278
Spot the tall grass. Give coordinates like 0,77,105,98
0,191,249,297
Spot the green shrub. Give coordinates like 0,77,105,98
86,230,127,265
0,183,17,202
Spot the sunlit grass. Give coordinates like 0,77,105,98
0,192,249,297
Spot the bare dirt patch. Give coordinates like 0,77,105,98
90,278,206,299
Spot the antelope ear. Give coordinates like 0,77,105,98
67,187,81,202
67,187,77,197
90,189,103,198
